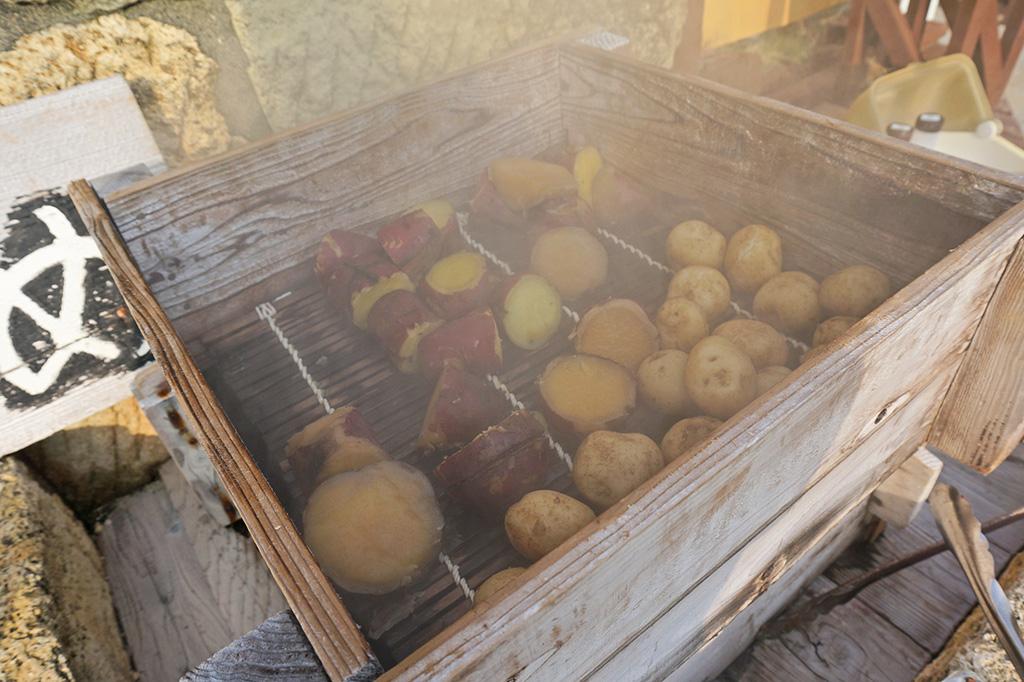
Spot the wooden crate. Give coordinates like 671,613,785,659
70,38,1024,681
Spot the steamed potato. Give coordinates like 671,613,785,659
476,567,526,603
756,365,791,396
637,350,693,416
712,319,789,369
505,490,596,560
530,226,608,301
724,224,782,294
303,461,443,594
660,416,722,463
656,297,709,351
812,316,858,347
572,431,664,509
667,266,732,324
684,336,758,419
752,272,821,338
666,220,727,270
819,265,892,318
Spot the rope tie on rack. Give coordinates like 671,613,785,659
440,552,475,602
256,301,335,414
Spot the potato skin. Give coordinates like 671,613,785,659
475,567,526,603
756,365,791,396
573,299,659,372
713,319,789,369
417,363,508,451
819,265,891,318
637,350,693,416
531,226,608,301
667,266,732,324
752,272,821,338
684,336,758,419
666,220,727,270
656,297,709,351
303,461,443,594
572,431,664,509
505,490,596,561
813,316,858,347
660,416,722,463
724,224,783,294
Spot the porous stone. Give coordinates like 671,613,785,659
224,0,687,130
24,397,169,519
916,551,1024,682
0,13,231,161
0,456,133,681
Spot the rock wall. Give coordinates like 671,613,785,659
224,0,688,130
0,457,133,681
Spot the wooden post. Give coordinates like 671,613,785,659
868,447,943,527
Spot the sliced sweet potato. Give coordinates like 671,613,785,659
470,170,526,228
377,211,444,280
488,157,576,211
573,145,603,206
349,268,415,330
411,199,457,238
418,308,504,380
418,363,508,451
496,274,563,351
285,407,389,495
313,229,385,286
367,290,442,373
419,251,497,319
435,410,552,517
538,354,636,437
590,166,652,233
572,299,658,373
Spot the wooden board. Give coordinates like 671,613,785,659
98,462,289,681
929,237,1024,473
0,77,163,456
71,40,1024,681
868,447,943,527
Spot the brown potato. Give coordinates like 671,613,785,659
813,316,858,347
724,224,782,294
752,272,821,338
666,220,727,270
656,297,709,351
475,567,526,603
573,299,659,372
756,365,791,396
636,350,694,416
667,266,732,323
538,354,636,436
712,319,789,369
505,490,595,560
684,336,758,419
572,431,664,509
530,226,609,301
660,416,722,463
303,461,443,594
819,265,892,318
774,271,819,291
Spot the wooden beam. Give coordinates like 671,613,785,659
868,447,944,527
930,238,1024,473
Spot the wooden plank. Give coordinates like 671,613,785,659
845,0,869,65
722,576,932,681
388,53,1024,679
159,461,289,636
0,77,163,456
98,482,234,682
134,364,236,526
868,447,943,527
865,0,922,66
594,368,950,681
70,181,378,682
104,43,564,349
930,238,1024,473
184,611,330,682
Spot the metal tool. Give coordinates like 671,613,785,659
929,483,1024,677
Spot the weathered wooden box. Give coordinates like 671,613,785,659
72,39,1024,681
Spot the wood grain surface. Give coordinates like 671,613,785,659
930,237,1024,473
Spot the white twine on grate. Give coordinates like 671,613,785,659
593,228,810,354
487,374,573,471
439,552,475,602
256,301,335,415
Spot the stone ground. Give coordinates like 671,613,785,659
2,0,1023,679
